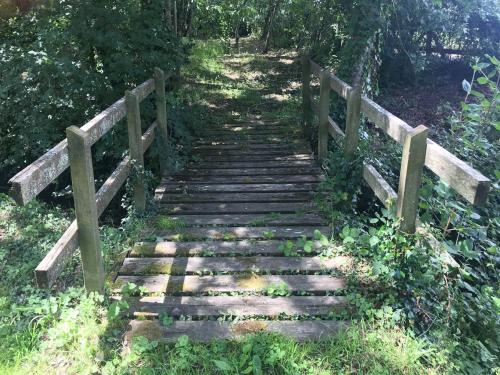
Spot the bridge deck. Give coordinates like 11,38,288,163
117,119,351,342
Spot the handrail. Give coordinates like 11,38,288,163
305,58,490,206
8,78,160,205
9,68,171,289
302,57,491,232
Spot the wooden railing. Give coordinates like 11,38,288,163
302,56,491,233
9,68,171,291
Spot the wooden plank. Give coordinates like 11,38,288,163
155,183,321,194
198,134,301,142
195,138,306,145
425,140,490,205
362,163,397,208
130,239,326,257
125,320,346,343
66,126,104,293
318,71,330,161
197,148,311,156
156,213,327,227
159,202,317,215
142,121,157,153
156,192,317,203
163,175,323,184
113,274,346,294
327,71,352,100
193,143,309,151
124,295,347,317
153,226,332,241
189,160,317,169
174,166,319,176
8,79,155,205
328,117,345,141
154,68,168,175
120,256,350,275
397,126,428,233
361,97,413,144
195,155,315,163
343,86,362,158
126,90,146,211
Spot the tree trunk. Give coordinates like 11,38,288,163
263,0,281,54
261,2,274,41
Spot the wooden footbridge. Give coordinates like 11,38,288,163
9,55,490,342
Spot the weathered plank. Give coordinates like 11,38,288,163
195,154,315,163
66,126,104,293
328,117,345,142
189,160,318,169
124,296,347,317
198,134,301,142
195,138,306,145
130,239,326,257
156,192,318,203
155,183,321,194
343,86,362,158
153,226,332,241
113,274,346,294
125,320,346,343
156,213,327,227
309,59,322,76
397,126,428,233
318,70,331,161
362,163,397,208
119,256,350,275
9,79,155,205
163,175,323,184
197,148,311,156
193,143,310,151
160,202,317,215
173,166,319,176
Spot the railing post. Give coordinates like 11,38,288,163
66,126,105,293
154,67,169,177
125,90,146,212
318,70,330,161
397,125,429,233
343,85,362,159
301,55,312,131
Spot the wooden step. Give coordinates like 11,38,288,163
155,183,321,194
197,134,301,142
124,296,347,317
159,202,317,215
152,226,332,241
193,143,310,151
196,149,311,156
195,155,315,163
190,160,317,169
130,240,326,257
164,175,322,184
114,274,346,294
156,192,318,203
173,167,323,178
195,139,305,146
119,256,349,275
125,320,346,343
151,213,327,227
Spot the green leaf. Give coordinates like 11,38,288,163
462,79,471,93
369,236,380,247
252,355,263,375
213,359,233,372
477,76,489,85
159,313,173,327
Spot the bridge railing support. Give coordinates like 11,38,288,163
396,125,428,233
302,57,490,235
66,126,105,293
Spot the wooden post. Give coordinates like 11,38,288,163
66,126,104,293
318,69,330,161
301,55,312,132
125,90,146,212
154,67,168,176
397,125,429,233
343,85,362,159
